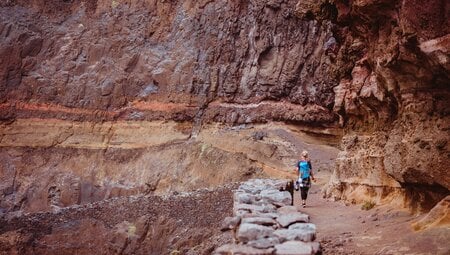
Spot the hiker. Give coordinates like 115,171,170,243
295,150,315,208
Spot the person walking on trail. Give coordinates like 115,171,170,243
295,150,315,208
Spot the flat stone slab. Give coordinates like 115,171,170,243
235,192,260,204
276,212,310,227
288,223,316,232
273,227,316,242
242,216,277,226
239,180,283,195
242,212,279,219
213,244,274,255
277,206,299,214
237,223,275,243
236,203,277,214
242,179,288,190
247,236,281,249
260,189,292,207
274,241,316,255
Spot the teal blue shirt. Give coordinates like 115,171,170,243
298,160,312,179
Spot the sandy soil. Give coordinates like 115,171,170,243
293,172,450,255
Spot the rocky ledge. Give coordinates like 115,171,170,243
215,179,321,255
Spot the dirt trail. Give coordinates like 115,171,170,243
293,172,450,255
254,125,450,254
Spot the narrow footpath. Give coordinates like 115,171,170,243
293,173,450,255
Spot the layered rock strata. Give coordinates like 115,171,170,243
0,0,338,126
1,120,340,214
215,179,321,255
0,0,342,216
0,0,448,217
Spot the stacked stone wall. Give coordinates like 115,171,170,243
215,179,321,255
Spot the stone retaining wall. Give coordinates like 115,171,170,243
0,186,237,254
215,179,321,255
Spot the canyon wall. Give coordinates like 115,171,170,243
0,0,337,125
303,0,450,212
0,0,340,214
0,0,449,215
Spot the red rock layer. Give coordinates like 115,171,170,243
0,0,340,127
0,0,449,213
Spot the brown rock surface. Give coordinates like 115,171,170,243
0,0,339,125
0,120,337,213
315,0,450,212
0,0,449,253
2,0,446,213
412,195,450,231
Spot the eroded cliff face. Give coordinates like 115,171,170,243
0,0,448,216
300,0,450,211
0,0,342,215
0,0,338,124
0,0,449,254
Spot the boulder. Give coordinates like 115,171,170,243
221,216,241,231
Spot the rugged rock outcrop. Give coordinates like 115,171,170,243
412,195,450,231
0,0,338,125
0,0,448,219
297,0,450,212
0,1,449,254
0,0,343,215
